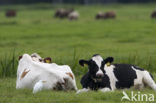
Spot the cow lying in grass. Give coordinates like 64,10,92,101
16,54,77,93
77,54,156,93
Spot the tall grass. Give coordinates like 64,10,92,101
118,54,155,73
0,51,18,78
0,51,155,78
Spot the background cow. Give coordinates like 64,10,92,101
54,8,74,18
96,11,116,19
77,54,156,93
151,10,156,18
16,54,77,93
68,11,79,20
96,12,105,19
6,10,16,17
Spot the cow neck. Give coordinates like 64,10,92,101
89,74,101,83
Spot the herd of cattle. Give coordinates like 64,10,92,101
4,9,156,19
16,53,156,94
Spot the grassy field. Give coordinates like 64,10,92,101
1,77,156,103
0,3,156,103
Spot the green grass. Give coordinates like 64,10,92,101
1,77,156,103
0,3,156,103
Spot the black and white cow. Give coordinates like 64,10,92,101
77,54,156,93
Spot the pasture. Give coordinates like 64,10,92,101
0,3,156,103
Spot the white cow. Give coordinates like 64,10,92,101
68,11,79,20
16,54,77,93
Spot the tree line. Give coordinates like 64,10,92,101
0,0,155,5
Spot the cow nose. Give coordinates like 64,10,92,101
96,73,104,78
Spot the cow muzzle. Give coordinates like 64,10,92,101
96,73,104,78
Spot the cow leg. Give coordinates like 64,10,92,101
33,80,46,94
72,80,78,91
99,88,111,92
134,83,144,90
133,76,144,90
76,88,90,94
63,75,78,91
143,71,156,90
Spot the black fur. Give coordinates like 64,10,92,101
80,72,111,90
133,66,144,71
112,64,137,89
104,57,114,63
79,60,88,67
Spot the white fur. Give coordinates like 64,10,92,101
16,54,77,93
68,11,79,20
92,55,104,76
103,65,156,91
31,53,43,62
96,69,103,76
104,65,118,90
33,80,45,94
76,88,90,94
92,55,103,68
99,87,111,92
132,66,156,90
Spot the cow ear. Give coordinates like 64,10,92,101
104,57,114,66
79,60,89,67
44,57,52,63
18,56,22,60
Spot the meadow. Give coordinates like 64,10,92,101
0,3,156,103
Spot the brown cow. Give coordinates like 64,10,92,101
96,12,105,19
104,11,116,19
151,10,156,18
6,10,16,17
54,8,74,19
96,11,116,19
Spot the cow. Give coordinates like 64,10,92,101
151,10,156,18
16,54,77,93
96,12,105,19
68,11,79,20
77,54,156,93
6,10,16,17
54,8,74,19
104,11,116,19
96,11,116,19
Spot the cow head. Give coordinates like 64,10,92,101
79,54,105,81
79,55,114,82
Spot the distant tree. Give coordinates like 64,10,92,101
0,0,155,5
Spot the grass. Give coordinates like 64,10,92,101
0,3,156,103
1,77,156,103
